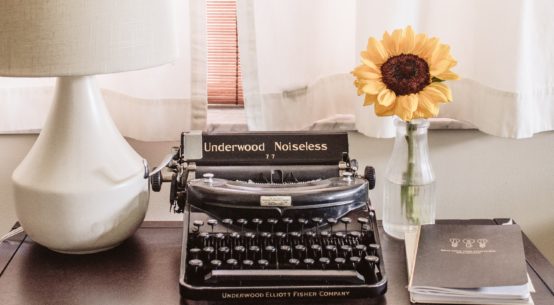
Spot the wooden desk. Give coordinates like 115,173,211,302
1,220,553,305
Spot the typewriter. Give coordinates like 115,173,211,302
151,131,387,300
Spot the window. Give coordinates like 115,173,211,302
206,0,244,105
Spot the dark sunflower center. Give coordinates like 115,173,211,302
380,54,430,95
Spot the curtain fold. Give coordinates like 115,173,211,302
237,0,554,139
0,0,207,142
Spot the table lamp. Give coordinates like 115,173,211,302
0,0,178,254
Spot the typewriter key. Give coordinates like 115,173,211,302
311,244,322,256
275,231,286,244
355,244,367,257
222,218,233,233
325,245,337,258
303,258,315,269
319,257,330,269
311,217,323,234
188,259,203,273
264,245,276,261
244,232,256,243
348,231,362,239
257,259,269,269
210,259,222,269
242,259,254,269
350,256,361,269
340,217,352,232
364,255,379,266
320,230,330,238
234,246,246,260
288,258,300,268
218,246,230,260
199,232,210,246
280,245,292,260
260,231,271,240
369,243,380,255
215,233,225,244
189,247,201,259
226,258,238,269
249,245,260,260
267,218,278,232
327,218,337,233
236,218,248,232
294,244,306,259
193,220,204,231
282,217,293,233
203,246,215,260
252,218,263,233
207,219,218,232
340,244,353,257
335,257,346,269
297,218,308,232
304,231,316,239
230,232,241,242
334,231,345,239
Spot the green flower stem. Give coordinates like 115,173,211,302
401,121,418,223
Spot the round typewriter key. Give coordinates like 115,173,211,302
252,218,263,233
304,231,316,238
282,217,293,233
267,218,278,232
349,256,361,269
234,245,246,260
249,245,260,260
222,218,233,233
244,232,256,241
230,232,241,241
348,231,362,239
303,258,315,269
236,218,248,232
265,245,276,261
297,218,308,232
320,230,330,238
311,217,323,234
260,231,271,240
193,220,204,230
207,219,218,232
290,231,301,239
280,245,292,260
189,247,201,259
210,259,222,269
188,259,203,272
275,231,286,241
242,259,254,268
319,257,330,269
218,246,230,259
335,257,346,269
226,258,238,269
357,217,369,226
334,231,345,238
288,258,300,268
294,244,306,258
364,255,379,266
203,173,214,183
257,259,269,269
311,244,322,255
199,232,210,246
369,243,380,255
340,217,352,232
325,245,337,258
355,244,367,256
327,218,337,233
340,244,353,256
215,232,225,242
203,246,215,260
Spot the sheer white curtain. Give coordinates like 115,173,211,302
0,0,207,141
237,0,554,138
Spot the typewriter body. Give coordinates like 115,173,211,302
152,131,387,300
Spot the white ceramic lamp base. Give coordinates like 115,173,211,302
12,76,149,254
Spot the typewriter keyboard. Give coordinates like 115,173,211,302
182,207,386,298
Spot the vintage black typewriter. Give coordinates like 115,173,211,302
151,131,387,300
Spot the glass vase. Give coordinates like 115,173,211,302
383,118,436,239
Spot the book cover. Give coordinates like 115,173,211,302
411,224,528,289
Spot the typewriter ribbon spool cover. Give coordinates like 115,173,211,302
159,131,387,300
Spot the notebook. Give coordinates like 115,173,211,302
406,224,534,304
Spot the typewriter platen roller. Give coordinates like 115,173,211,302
151,131,386,300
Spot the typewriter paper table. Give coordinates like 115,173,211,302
1,220,553,305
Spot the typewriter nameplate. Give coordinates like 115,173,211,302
260,196,292,207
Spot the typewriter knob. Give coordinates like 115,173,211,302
364,166,376,190
150,167,162,192
203,173,214,183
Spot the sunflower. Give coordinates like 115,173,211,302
352,26,459,121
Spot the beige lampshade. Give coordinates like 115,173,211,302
0,0,178,77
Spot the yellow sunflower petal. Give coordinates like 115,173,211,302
420,37,439,61
353,65,381,79
377,89,396,107
413,33,428,54
398,26,416,54
390,28,403,55
422,82,452,103
360,52,381,71
375,101,395,116
381,31,396,56
365,37,389,65
430,59,455,76
431,44,451,66
416,93,440,117
364,94,378,106
394,94,418,121
362,80,386,95
435,69,459,81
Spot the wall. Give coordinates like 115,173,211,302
1,131,553,263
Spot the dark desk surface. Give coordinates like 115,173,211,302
1,220,553,305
